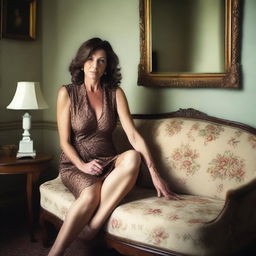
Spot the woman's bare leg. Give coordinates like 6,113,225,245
80,150,141,240
48,181,102,256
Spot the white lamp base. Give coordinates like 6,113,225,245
17,151,36,159
16,139,36,158
16,112,37,159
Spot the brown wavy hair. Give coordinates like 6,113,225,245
69,38,122,88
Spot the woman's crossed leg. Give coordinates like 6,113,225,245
48,149,141,256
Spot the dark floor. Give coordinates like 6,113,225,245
0,205,121,256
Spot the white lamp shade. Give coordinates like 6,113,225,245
7,81,49,110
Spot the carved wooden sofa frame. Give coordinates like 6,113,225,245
40,108,256,256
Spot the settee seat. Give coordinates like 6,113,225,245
40,176,74,221
105,188,225,256
40,176,225,255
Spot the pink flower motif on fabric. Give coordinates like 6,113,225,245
168,214,179,221
198,124,224,144
187,123,224,144
248,135,256,149
187,123,200,141
111,218,122,230
170,144,200,176
165,120,184,136
148,227,169,245
207,151,245,182
144,208,162,215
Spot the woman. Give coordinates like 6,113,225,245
48,38,179,256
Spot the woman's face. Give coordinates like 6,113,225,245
83,49,107,81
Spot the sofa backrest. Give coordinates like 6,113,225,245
113,109,256,200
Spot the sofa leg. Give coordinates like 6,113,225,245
39,210,57,248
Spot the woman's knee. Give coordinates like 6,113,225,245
120,150,141,172
78,184,101,209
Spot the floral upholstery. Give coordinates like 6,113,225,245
114,118,256,200
40,176,74,221
40,115,256,255
105,187,225,256
40,179,225,255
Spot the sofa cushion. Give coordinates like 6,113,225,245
113,118,256,199
104,187,225,255
40,176,74,220
40,176,225,255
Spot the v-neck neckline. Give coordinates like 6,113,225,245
84,85,104,124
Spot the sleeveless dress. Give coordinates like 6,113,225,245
59,84,118,198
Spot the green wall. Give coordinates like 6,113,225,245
0,0,256,175
41,0,256,127
0,40,42,123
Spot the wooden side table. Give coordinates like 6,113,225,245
0,153,52,241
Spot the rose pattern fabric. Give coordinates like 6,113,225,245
169,144,200,176
144,208,163,215
147,227,169,245
41,117,256,255
40,176,75,221
199,124,224,144
105,189,225,255
187,123,224,144
143,118,256,199
207,151,245,182
166,120,184,136
39,115,256,256
111,218,123,229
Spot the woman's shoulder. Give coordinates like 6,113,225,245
61,83,83,95
106,87,124,96
105,86,125,99
115,87,126,100
57,85,70,105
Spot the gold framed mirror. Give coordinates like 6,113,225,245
138,0,240,88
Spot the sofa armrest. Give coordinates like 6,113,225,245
209,178,256,223
226,178,256,199
197,179,256,254
204,178,256,251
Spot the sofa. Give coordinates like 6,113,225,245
40,108,256,256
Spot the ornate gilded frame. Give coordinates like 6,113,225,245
138,0,241,88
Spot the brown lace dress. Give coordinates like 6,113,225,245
59,84,118,198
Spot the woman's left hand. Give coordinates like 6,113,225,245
151,170,181,200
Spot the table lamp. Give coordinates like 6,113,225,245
6,81,49,158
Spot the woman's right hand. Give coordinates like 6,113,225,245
79,159,103,176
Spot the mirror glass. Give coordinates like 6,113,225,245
138,0,240,88
151,0,225,73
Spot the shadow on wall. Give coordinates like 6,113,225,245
133,86,174,114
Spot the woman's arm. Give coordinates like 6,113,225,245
57,87,103,175
116,88,179,199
